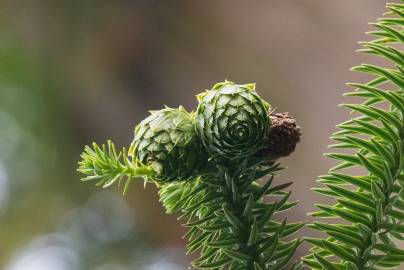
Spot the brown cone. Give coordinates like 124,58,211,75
259,112,301,159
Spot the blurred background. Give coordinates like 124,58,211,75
0,1,396,269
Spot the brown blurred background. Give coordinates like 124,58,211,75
0,1,397,269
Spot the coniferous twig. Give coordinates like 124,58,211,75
78,82,303,269
78,140,155,193
76,3,404,269
160,160,304,270
304,3,404,269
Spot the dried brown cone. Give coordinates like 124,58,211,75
258,112,301,159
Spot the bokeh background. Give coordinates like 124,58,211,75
0,1,398,269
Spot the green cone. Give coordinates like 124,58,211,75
195,81,271,161
130,106,207,182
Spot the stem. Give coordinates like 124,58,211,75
128,165,156,179
221,172,258,269
357,122,404,269
214,162,297,269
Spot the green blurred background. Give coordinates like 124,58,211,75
0,1,392,269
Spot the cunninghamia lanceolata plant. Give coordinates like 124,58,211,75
78,3,404,270
303,3,404,270
78,81,303,269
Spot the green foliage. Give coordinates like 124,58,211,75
77,4,404,269
304,3,404,269
78,81,303,269
159,160,304,270
78,140,155,193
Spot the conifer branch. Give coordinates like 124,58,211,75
160,161,304,270
78,82,303,269
78,140,155,193
304,3,404,269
